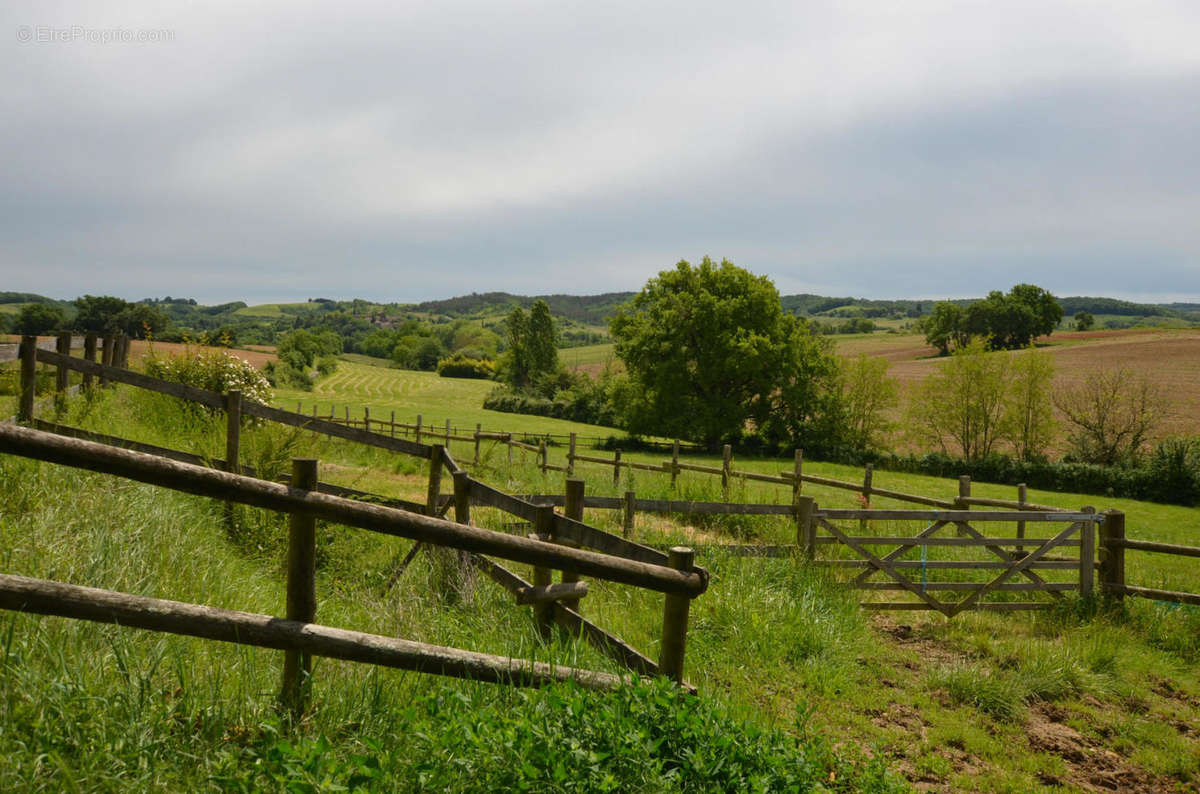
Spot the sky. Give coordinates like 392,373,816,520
2,1,1199,306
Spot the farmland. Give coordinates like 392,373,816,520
3,316,1199,791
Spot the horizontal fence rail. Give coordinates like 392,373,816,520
0,574,626,691
0,424,707,597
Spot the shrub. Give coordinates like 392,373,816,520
436,353,495,379
144,346,271,406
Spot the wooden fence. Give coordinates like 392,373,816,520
4,337,717,705
12,334,1197,617
1097,511,1200,607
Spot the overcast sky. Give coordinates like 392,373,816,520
2,1,1199,305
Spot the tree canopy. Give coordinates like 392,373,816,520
610,257,840,447
13,303,66,335
501,300,559,390
921,284,1063,353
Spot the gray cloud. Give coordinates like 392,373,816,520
2,1,1198,303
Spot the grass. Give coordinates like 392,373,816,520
561,343,618,371
3,369,1200,791
232,302,311,319
273,358,628,440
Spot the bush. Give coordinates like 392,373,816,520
144,346,271,406
436,353,495,379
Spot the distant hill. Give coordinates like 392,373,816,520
412,292,634,326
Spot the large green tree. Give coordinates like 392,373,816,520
72,295,130,333
921,284,1063,353
13,303,65,335
501,299,559,390
610,257,840,447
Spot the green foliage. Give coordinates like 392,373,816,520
611,257,841,447
500,300,559,389
143,346,272,406
268,328,343,389
71,295,170,338
13,302,65,335
437,353,495,380
907,340,1010,461
918,302,967,355
1074,311,1095,331
837,355,899,451
920,285,1063,353
1004,348,1056,462
224,680,903,793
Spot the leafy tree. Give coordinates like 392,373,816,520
1004,348,1055,461
114,303,170,338
611,257,840,447
526,300,559,377
1053,369,1166,465
1008,283,1063,339
1074,311,1094,331
921,285,1063,354
906,339,1010,461
13,303,65,335
72,295,130,333
837,355,899,451
919,302,967,355
501,300,559,389
502,307,530,387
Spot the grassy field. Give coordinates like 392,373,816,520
3,352,1199,791
232,302,311,318
273,357,627,441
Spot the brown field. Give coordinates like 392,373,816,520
841,328,1200,449
130,340,278,369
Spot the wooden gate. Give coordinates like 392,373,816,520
811,509,1098,616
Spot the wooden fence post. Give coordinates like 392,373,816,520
658,546,695,684
451,470,475,600
474,423,482,464
426,445,444,516
445,418,451,444
99,335,114,386
562,478,585,613
671,440,680,488
364,406,370,434
1079,506,1096,599
623,490,636,538
795,496,816,558
344,405,350,423
415,414,422,444
116,334,129,368
532,505,555,640
539,440,547,474
390,410,396,438
18,335,36,423
506,433,513,465
82,333,97,390
1016,483,1028,551
956,476,971,536
1099,509,1125,603
281,458,318,716
721,444,732,500
792,449,803,497
567,433,576,477
612,449,621,487
224,390,242,527
55,332,71,396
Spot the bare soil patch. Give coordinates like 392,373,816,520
130,340,278,369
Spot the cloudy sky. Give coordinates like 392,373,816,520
2,1,1198,305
